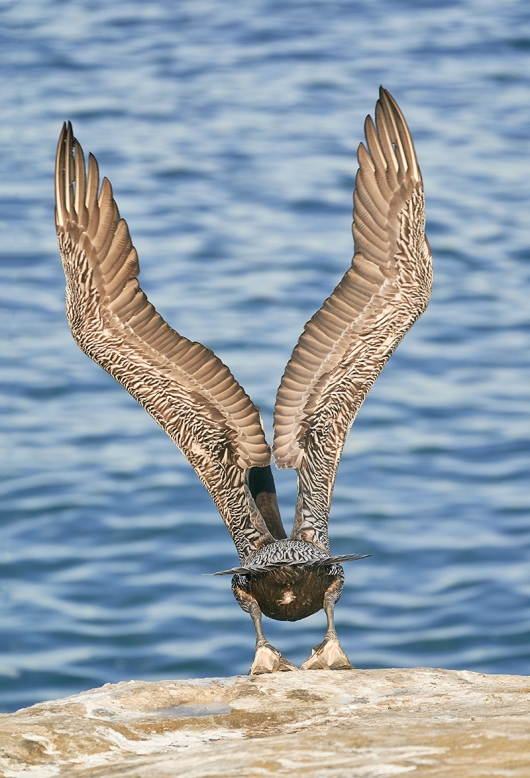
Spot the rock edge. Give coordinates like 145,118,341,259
1,668,529,777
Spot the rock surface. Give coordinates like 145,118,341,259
1,668,529,777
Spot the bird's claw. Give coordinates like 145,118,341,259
301,636,353,670
249,641,298,675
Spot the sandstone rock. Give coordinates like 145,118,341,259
1,668,529,777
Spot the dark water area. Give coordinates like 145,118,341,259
1,0,530,713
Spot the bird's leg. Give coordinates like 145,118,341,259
301,589,353,671
248,600,298,675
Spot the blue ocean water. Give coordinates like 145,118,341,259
1,0,530,713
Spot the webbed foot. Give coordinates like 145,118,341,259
249,641,298,675
301,636,353,671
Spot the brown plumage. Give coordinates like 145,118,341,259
274,88,432,554
56,88,432,674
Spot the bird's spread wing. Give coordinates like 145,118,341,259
273,88,433,552
55,123,283,562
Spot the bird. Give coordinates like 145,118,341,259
55,87,432,675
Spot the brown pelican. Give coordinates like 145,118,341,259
55,88,432,674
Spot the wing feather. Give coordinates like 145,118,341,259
273,87,432,551
56,123,285,561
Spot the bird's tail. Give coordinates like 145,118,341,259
208,552,371,576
